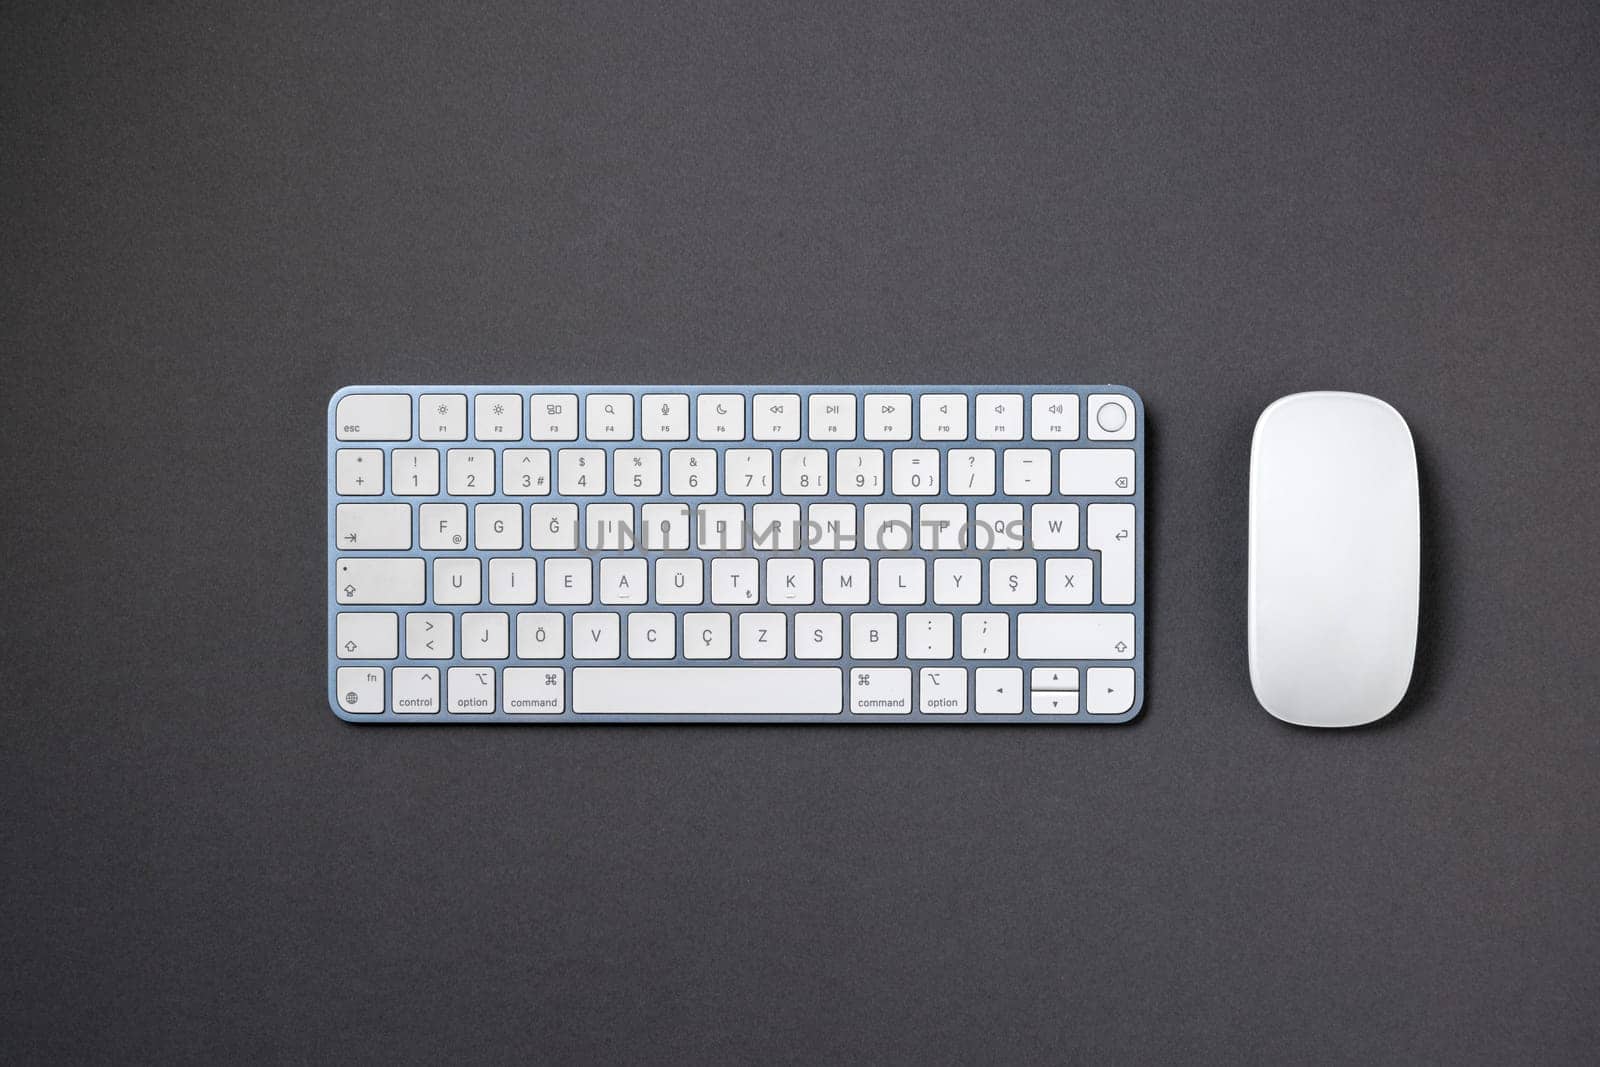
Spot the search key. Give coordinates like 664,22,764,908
586,394,634,440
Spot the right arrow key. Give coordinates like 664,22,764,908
1086,668,1136,715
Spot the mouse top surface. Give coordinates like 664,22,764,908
1248,391,1419,728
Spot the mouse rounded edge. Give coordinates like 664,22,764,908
1248,391,1420,728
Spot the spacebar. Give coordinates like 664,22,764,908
572,668,844,715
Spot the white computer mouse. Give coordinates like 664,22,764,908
1248,391,1419,727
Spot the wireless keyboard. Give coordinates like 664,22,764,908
327,385,1145,723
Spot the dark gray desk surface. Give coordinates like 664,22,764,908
3,1,1597,1062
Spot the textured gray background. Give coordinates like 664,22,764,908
3,1,1597,1063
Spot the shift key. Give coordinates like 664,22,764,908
1017,613,1135,659
336,558,426,604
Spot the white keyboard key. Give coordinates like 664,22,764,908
821,558,870,605
1031,394,1080,440
628,612,676,659
1088,503,1137,605
710,558,758,604
751,503,800,551
918,503,966,551
766,558,814,605
947,449,996,495
573,667,842,715
697,394,745,441
905,612,954,659
877,558,926,604
557,448,605,496
528,503,579,550
488,558,537,604
446,448,494,495
544,558,593,604
614,449,662,495
640,503,691,550
779,449,829,495
461,612,509,659
391,448,439,496
850,668,911,714
1044,558,1094,605
724,449,773,495
433,558,481,604
392,667,441,715
836,449,885,495
405,612,453,658
335,393,410,441
808,394,856,440
504,667,565,714
864,394,912,440
1016,613,1135,659
335,503,411,550
975,668,1023,714
1059,448,1135,496
808,503,857,551
641,393,690,441
960,612,1009,659
655,558,704,605
1087,393,1136,441
419,394,468,441
989,558,1037,605
503,450,551,495
753,393,801,440
863,503,914,551
683,612,732,659
599,558,648,604
336,449,383,495
1002,448,1052,495
572,612,622,659
475,503,523,550
739,613,787,659
474,393,522,441
530,394,579,440
976,393,1023,440
933,558,981,604
586,394,634,440
794,612,843,659
515,612,564,658
336,558,425,604
1087,667,1137,714
850,613,898,658
336,612,398,659
1032,667,1080,691
585,503,635,550
974,503,1024,551
447,667,495,715
335,666,385,714
1032,689,1078,715
418,503,467,550
919,667,968,713
919,394,968,440
697,503,747,550
668,449,716,495
1030,504,1080,549
890,448,940,495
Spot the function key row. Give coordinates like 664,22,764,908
335,391,1137,444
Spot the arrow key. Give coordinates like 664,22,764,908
1031,689,1079,715
1030,667,1080,692
405,612,454,658
1086,667,1136,715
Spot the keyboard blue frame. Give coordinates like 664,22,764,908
327,385,1146,723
